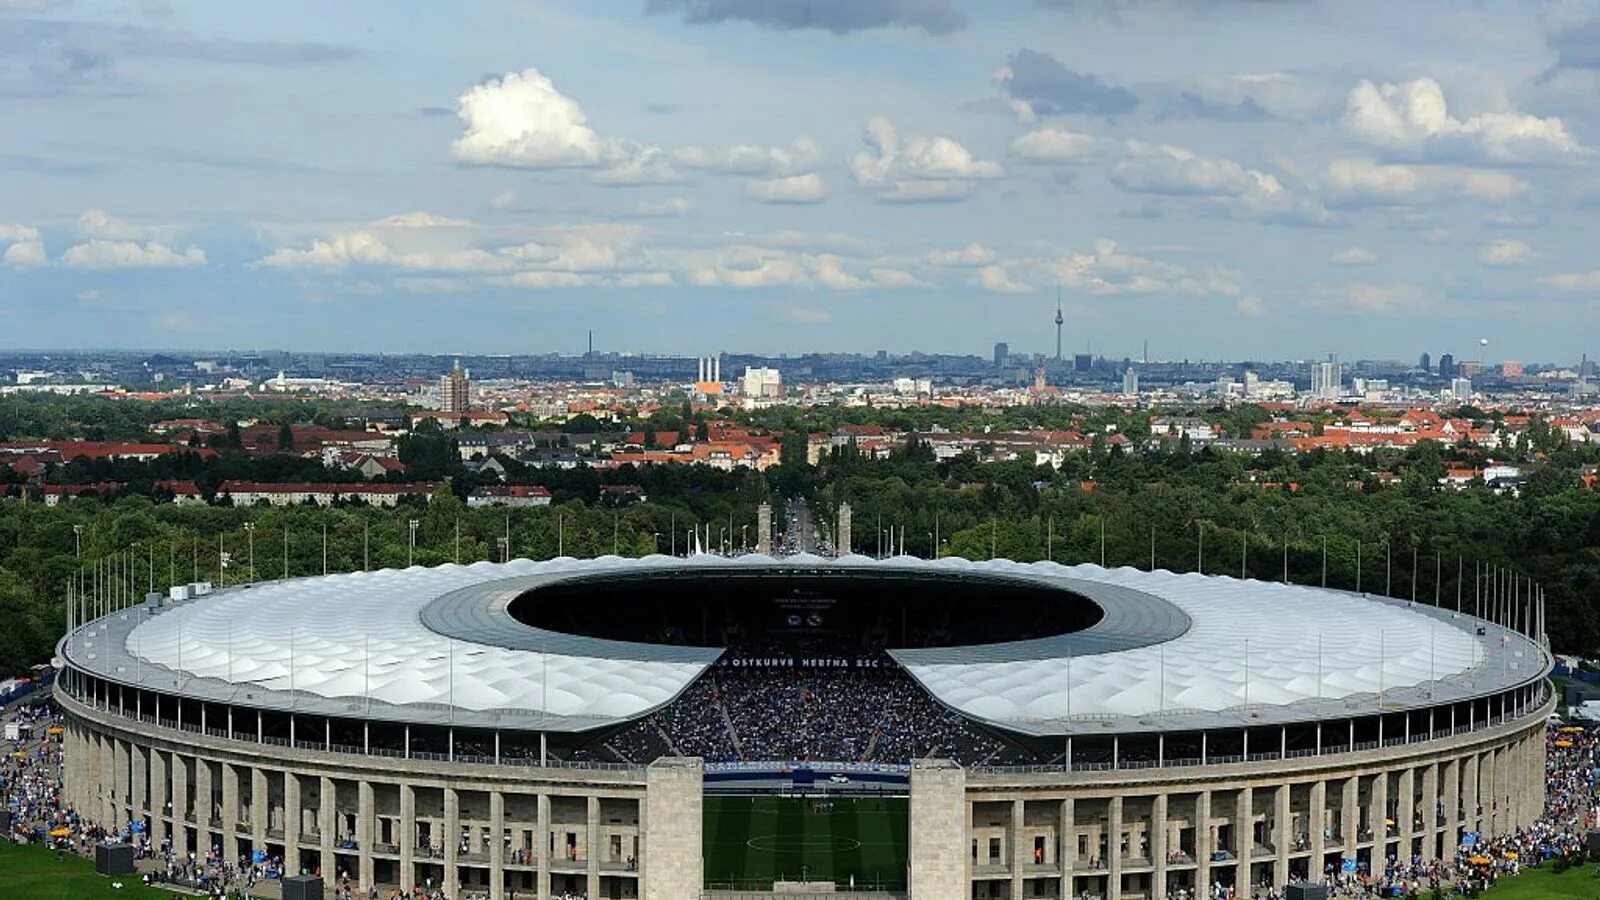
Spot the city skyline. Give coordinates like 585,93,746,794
4,1,1600,359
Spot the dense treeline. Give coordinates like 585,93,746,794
2,394,1599,676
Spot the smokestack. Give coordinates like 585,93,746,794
713,355,720,382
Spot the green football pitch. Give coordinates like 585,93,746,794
703,795,909,891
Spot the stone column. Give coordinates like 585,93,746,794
131,743,148,831
1441,760,1458,857
353,780,372,889
113,739,130,826
101,734,116,828
1196,790,1212,891
399,784,415,892
1309,780,1326,877
1462,755,1479,835
1273,785,1289,888
283,773,301,874
1420,763,1438,859
1340,777,1357,861
537,792,552,900
491,790,506,900
1151,793,1168,897
644,757,705,900
1370,773,1387,852
1236,786,1252,888
220,763,240,863
1480,750,1496,837
195,758,214,855
150,749,168,850
171,753,190,863
1010,798,1027,900
250,767,268,856
1396,768,1415,857
318,776,335,882
1108,794,1123,899
587,794,601,899
444,787,460,899
1061,796,1076,890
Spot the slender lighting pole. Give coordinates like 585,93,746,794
73,524,83,557
408,519,419,567
244,522,255,584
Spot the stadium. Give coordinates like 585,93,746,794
55,553,1552,900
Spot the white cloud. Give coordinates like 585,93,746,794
1173,72,1333,121
78,209,150,240
1012,240,1250,302
616,271,674,287
1108,144,1329,224
773,303,832,324
979,265,1032,294
1476,239,1537,266
372,211,473,229
0,225,45,270
1318,158,1525,206
60,240,206,269
635,197,692,217
851,117,1002,203
926,242,995,267
744,173,829,204
1010,127,1109,163
1342,77,1587,164
673,138,822,177
1308,281,1436,313
255,230,515,273
451,68,610,168
1539,270,1600,292
1331,246,1377,266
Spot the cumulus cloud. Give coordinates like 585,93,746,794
1318,158,1526,206
645,0,966,35
1342,77,1586,164
1330,246,1377,266
635,197,693,217
1010,127,1110,162
673,138,822,177
1540,270,1600,291
926,242,996,266
1307,281,1436,313
451,69,611,169
1170,72,1333,121
60,239,206,269
851,117,1002,203
994,49,1138,119
0,224,45,270
1476,239,1536,266
1108,144,1330,224
78,209,150,240
744,173,829,204
979,265,1033,294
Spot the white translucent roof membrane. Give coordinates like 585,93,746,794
895,560,1537,735
124,558,709,723
110,555,1543,736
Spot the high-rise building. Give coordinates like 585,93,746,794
740,366,782,398
1418,352,1431,373
1122,368,1139,395
993,342,1009,369
1451,377,1473,402
1501,361,1524,378
439,359,470,413
1438,353,1456,378
1311,356,1341,400
1073,353,1092,372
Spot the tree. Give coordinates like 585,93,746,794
278,422,295,451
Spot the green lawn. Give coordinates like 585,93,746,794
1482,865,1600,900
0,840,178,900
703,795,908,891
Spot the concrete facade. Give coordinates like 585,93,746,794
59,671,1551,900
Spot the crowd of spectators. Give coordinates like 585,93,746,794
601,658,1029,765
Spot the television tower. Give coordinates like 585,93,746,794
1054,285,1064,361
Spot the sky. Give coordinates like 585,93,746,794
4,0,1600,363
